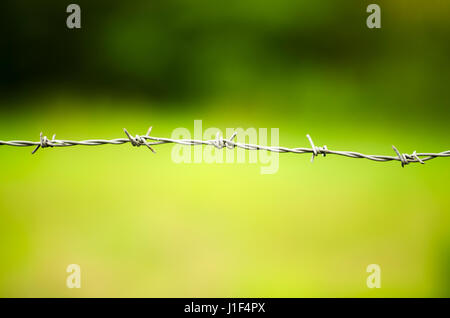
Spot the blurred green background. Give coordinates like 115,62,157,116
1,0,449,297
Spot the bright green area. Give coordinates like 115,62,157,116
0,93,449,297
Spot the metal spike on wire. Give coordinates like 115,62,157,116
0,127,449,167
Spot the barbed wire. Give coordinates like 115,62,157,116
0,127,449,167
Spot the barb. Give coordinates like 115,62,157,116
0,127,449,167
123,127,156,153
306,134,327,163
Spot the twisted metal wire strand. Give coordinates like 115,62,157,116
0,127,449,167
